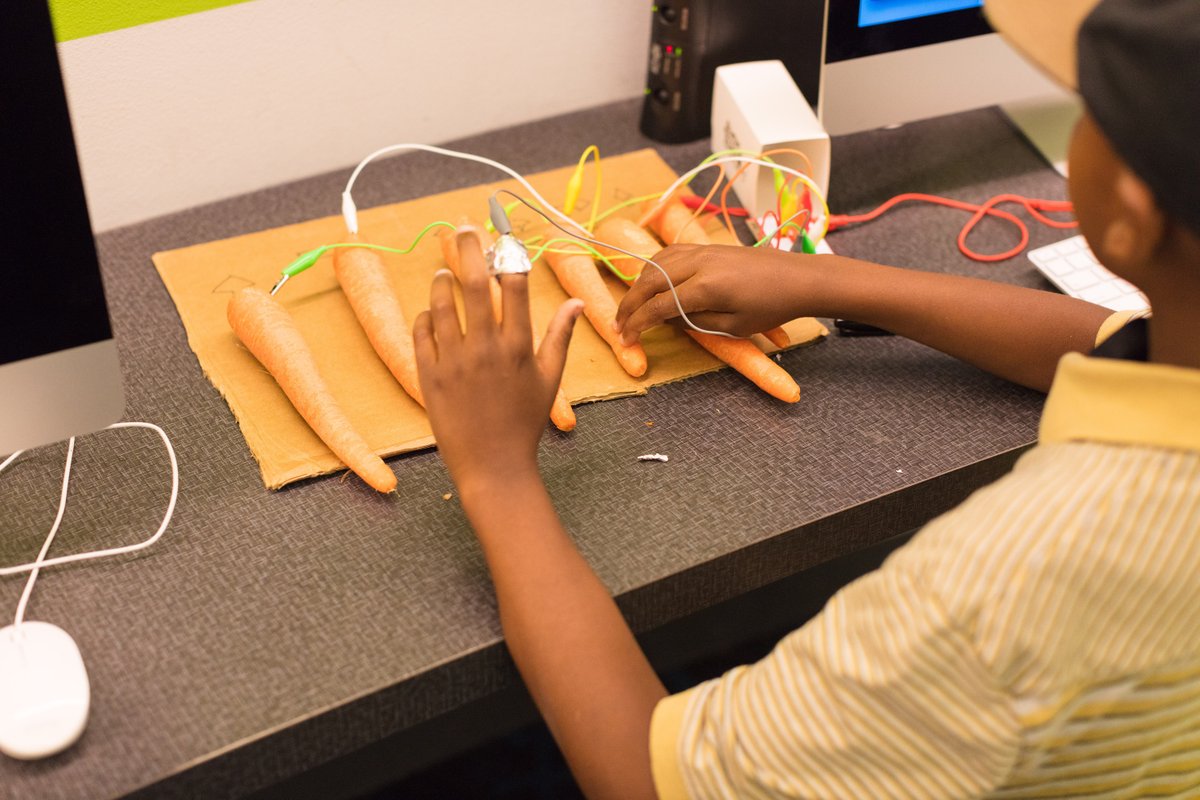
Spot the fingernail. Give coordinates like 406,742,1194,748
434,268,453,278
610,319,620,333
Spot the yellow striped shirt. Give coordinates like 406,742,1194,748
651,316,1200,799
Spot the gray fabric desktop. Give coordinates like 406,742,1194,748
0,98,1071,799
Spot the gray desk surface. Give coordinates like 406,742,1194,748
0,98,1072,799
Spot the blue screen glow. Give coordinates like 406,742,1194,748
859,0,983,27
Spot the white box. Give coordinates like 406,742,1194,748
710,60,831,224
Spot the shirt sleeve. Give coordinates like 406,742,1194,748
1094,309,1150,348
649,562,1021,800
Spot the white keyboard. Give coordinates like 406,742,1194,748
1028,234,1150,312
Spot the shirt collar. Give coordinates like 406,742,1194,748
1040,352,1200,451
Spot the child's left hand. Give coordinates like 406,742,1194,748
413,231,583,494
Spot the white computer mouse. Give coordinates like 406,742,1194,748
0,621,90,760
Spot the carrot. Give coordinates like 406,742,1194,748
686,330,800,402
333,236,424,408
593,217,660,282
543,243,648,378
644,197,709,246
228,287,397,492
441,222,578,431
594,218,801,402
758,327,792,349
642,199,791,350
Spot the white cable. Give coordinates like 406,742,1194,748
12,438,74,627
0,423,179,600
497,190,738,340
656,156,828,219
341,144,589,237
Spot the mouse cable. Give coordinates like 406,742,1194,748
341,144,589,239
494,189,739,340
0,422,179,627
827,192,1077,262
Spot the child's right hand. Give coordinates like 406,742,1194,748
613,243,818,345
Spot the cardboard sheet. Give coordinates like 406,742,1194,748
153,149,827,489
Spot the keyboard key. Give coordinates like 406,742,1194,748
1028,235,1150,313
1079,281,1122,304
1108,293,1151,311
1039,257,1076,278
1062,269,1100,291
1067,251,1097,270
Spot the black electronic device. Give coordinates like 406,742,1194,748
638,0,826,144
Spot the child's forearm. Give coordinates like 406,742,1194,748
459,471,665,800
796,256,1113,391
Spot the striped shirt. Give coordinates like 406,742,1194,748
651,313,1200,799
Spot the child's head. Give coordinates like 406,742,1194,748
987,0,1200,292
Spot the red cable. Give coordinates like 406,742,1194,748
827,192,1077,262
680,195,750,216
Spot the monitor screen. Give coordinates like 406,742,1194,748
826,0,993,62
819,0,1069,140
0,1,124,453
858,0,982,28
0,4,114,367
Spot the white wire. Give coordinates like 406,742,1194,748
12,438,74,627
497,190,738,340
655,155,828,219
341,144,589,237
0,422,179,627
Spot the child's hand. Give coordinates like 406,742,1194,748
414,232,583,493
613,244,813,344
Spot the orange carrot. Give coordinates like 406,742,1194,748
759,327,792,349
441,222,578,431
644,197,709,246
227,287,397,492
687,330,800,402
333,236,424,408
643,199,790,349
594,218,801,402
543,243,648,378
593,217,661,282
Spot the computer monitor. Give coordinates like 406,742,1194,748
0,2,124,455
820,0,1079,173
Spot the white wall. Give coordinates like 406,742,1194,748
58,1,652,231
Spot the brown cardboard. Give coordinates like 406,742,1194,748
153,149,827,489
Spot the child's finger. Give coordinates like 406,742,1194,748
429,269,464,350
498,273,533,345
618,287,695,345
537,299,584,389
454,231,497,335
412,309,438,367
614,266,672,331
